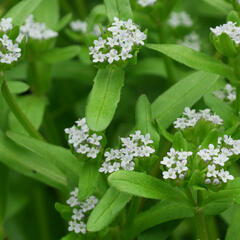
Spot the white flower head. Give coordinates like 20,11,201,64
99,131,155,174
138,0,157,7
65,118,102,159
89,17,146,64
168,12,193,28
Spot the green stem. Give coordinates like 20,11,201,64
195,191,209,240
125,197,140,227
1,79,44,141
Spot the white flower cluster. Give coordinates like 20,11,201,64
197,135,239,184
89,17,146,64
138,0,157,7
168,12,193,28
178,32,201,51
161,148,192,180
65,118,103,159
210,21,240,45
174,107,223,130
213,84,236,103
18,15,58,41
70,19,102,36
66,188,98,234
99,130,155,174
0,18,21,64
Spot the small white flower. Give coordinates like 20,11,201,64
168,12,193,28
138,0,157,7
218,169,234,183
67,196,80,207
213,153,229,166
161,157,175,168
163,168,177,179
106,49,120,63
93,51,106,63
206,165,218,178
72,209,84,221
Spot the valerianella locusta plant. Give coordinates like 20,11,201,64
89,17,147,65
19,15,58,41
66,188,98,235
168,11,193,28
137,0,157,7
0,18,22,65
65,118,103,159
99,130,155,173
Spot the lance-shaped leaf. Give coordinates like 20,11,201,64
78,160,99,201
108,171,189,204
135,95,160,150
86,67,124,131
146,44,236,81
122,201,194,240
4,0,42,25
7,131,81,189
204,93,238,129
225,205,240,240
0,132,67,191
87,187,132,231
104,0,132,21
40,46,81,64
202,0,232,15
151,71,221,130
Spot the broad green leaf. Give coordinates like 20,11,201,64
86,67,124,131
4,0,42,25
225,205,240,240
146,44,236,81
104,0,132,21
40,46,81,64
9,95,47,134
78,160,99,201
7,131,81,188
204,94,238,129
104,0,118,21
201,0,232,15
87,4,106,32
0,132,67,191
34,0,59,29
151,71,221,129
87,187,131,231
122,201,194,240
135,95,160,150
7,81,29,94
108,171,189,203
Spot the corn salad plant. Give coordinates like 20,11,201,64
1,0,240,239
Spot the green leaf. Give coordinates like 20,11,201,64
7,81,29,94
7,131,81,189
225,205,240,240
104,0,132,21
87,4,106,32
122,201,194,240
4,0,42,25
86,67,124,132
55,203,72,221
146,44,236,81
204,93,238,129
201,0,232,15
0,164,8,222
34,0,59,29
87,187,131,232
61,233,84,240
151,71,221,129
0,132,67,191
78,160,99,201
56,13,72,31
40,46,81,63
172,132,188,151
108,171,189,203
135,95,160,150
9,95,47,134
